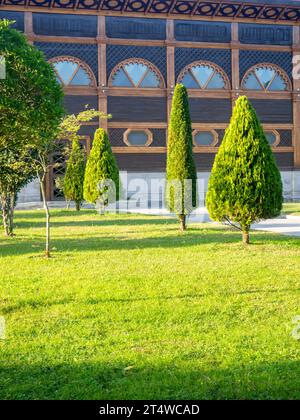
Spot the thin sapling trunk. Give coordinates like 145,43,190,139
39,174,51,258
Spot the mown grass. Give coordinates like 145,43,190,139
283,203,300,216
0,210,300,400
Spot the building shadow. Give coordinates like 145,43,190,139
0,360,299,400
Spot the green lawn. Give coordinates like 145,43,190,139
283,203,300,216
0,210,300,400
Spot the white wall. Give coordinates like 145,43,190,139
17,179,41,203
120,171,300,206
17,171,300,205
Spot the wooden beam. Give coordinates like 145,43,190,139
24,11,34,43
231,22,240,106
98,16,107,131
166,19,174,42
97,15,106,40
166,19,175,126
112,146,294,154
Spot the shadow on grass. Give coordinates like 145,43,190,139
4,286,300,316
2,293,209,315
0,224,297,257
0,360,299,399
14,210,174,228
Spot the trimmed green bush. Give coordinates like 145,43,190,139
83,128,119,211
63,139,85,211
206,96,283,244
165,84,197,231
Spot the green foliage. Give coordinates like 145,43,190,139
59,108,112,143
0,21,64,147
0,20,64,236
0,140,34,196
58,109,112,211
166,84,197,222
206,96,283,239
83,128,120,206
63,139,85,211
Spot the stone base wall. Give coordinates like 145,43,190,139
120,171,300,206
17,179,41,203
17,171,300,206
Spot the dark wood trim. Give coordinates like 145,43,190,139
231,22,240,102
61,88,295,100
24,11,33,35
112,146,294,154
108,122,293,130
62,87,98,95
109,122,167,129
24,32,294,54
166,19,174,43
105,89,293,99
112,147,166,154
1,5,299,26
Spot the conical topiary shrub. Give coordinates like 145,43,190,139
165,84,198,231
63,138,85,211
83,128,119,212
206,95,283,244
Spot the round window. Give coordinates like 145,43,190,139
125,130,152,147
194,131,215,146
265,131,277,146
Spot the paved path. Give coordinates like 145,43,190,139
252,216,300,238
16,202,300,238
189,209,300,238
127,208,300,238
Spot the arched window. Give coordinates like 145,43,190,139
242,64,290,91
49,57,96,87
109,59,164,88
178,61,230,90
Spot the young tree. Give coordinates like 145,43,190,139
0,20,64,238
165,84,197,231
84,128,120,213
58,109,110,211
63,138,85,211
206,96,283,244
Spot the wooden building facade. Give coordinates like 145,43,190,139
1,0,300,201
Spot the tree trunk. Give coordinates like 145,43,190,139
9,193,15,236
242,230,250,245
1,194,10,237
75,201,80,211
179,214,187,232
39,177,51,258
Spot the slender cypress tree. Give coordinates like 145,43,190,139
63,138,85,211
166,84,197,231
83,128,119,211
206,96,283,244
